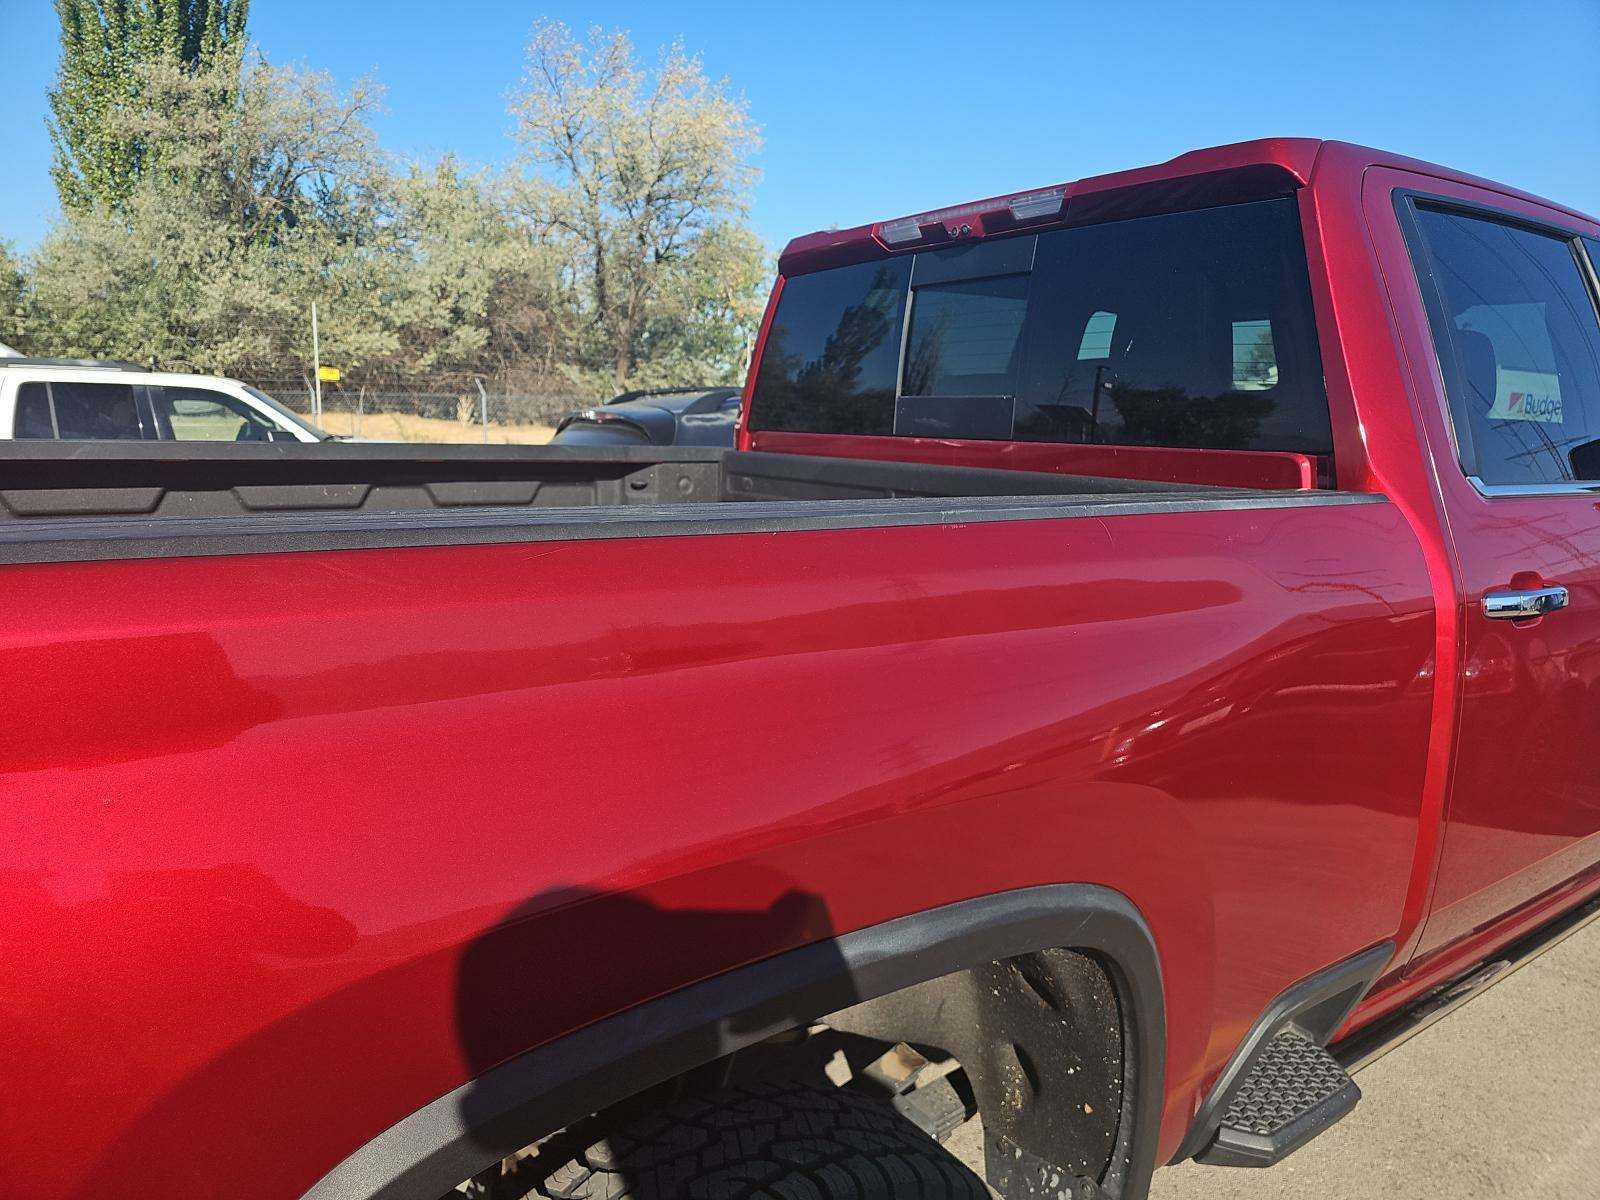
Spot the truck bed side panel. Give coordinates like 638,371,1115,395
0,499,1434,1198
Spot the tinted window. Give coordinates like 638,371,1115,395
1409,206,1600,486
1014,200,1330,451
55,381,144,439
15,380,145,440
156,386,280,441
14,383,56,438
748,198,1330,454
903,275,1030,399
748,257,911,435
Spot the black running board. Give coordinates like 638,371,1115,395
1194,1031,1359,1167
1173,943,1392,1167
1179,888,1600,1170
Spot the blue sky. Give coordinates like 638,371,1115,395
3,0,1597,255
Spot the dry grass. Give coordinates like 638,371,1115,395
306,411,557,445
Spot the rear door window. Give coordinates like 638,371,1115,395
1406,205,1600,486
14,380,148,439
748,257,911,435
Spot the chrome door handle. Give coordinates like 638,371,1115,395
1482,586,1569,620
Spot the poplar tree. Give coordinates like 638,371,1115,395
49,0,251,213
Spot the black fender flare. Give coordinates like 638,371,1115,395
301,884,1166,1200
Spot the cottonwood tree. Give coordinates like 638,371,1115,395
631,220,768,387
50,0,251,213
389,163,578,391
357,158,570,387
511,20,766,388
108,53,385,244
25,56,387,375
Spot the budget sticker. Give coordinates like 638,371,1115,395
1488,369,1563,424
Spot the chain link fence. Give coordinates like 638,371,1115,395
250,379,586,444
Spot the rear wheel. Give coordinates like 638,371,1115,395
520,1081,989,1200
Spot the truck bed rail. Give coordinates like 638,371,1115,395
0,443,1382,565
0,443,1204,521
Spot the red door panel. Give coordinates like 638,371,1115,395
1366,167,1600,962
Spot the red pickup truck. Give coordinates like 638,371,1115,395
6,138,1600,1200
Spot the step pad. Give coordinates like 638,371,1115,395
1197,1030,1360,1168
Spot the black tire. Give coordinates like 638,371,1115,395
530,1082,989,1200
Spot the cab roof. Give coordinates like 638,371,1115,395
777,138,1597,277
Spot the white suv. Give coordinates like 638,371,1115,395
0,359,327,443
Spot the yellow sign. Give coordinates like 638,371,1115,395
317,366,342,383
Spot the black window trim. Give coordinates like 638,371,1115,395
1393,187,1600,498
145,383,176,440
905,233,1039,289
39,381,60,438
1580,233,1600,328
136,384,159,438
893,264,916,406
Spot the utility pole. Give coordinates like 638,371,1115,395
474,377,489,444
311,301,322,421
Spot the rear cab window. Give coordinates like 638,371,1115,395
1403,203,1600,488
748,197,1333,458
